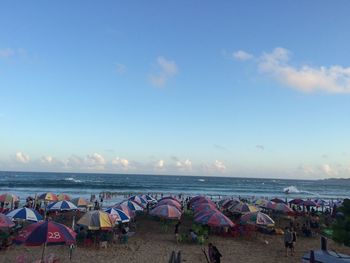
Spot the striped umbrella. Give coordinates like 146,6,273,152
38,193,58,202
6,208,43,222
77,210,114,230
71,197,90,208
129,195,147,206
189,196,206,206
47,201,78,211
104,208,130,224
0,213,15,228
0,193,19,203
158,196,181,204
194,210,234,227
119,200,144,212
192,198,216,207
57,193,71,201
113,204,135,218
219,199,240,209
150,204,182,220
192,203,217,213
229,203,258,214
141,194,157,203
157,199,182,210
240,212,275,226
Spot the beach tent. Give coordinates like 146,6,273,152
57,193,71,201
38,193,58,202
157,199,182,210
14,221,76,262
129,195,147,206
240,211,275,227
47,201,78,211
77,210,114,230
194,210,234,227
6,208,43,222
0,213,15,228
150,204,182,220
104,207,130,224
302,250,350,263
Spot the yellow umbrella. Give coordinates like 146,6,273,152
77,211,113,230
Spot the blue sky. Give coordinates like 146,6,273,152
1,1,350,179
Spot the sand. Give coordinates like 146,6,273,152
1,214,350,263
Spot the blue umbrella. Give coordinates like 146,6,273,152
47,201,78,211
119,200,144,212
129,195,147,206
104,207,130,223
6,208,43,222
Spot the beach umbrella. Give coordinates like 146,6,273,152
77,210,113,230
189,196,206,205
270,198,286,204
158,196,181,204
0,193,19,203
289,198,304,205
119,200,144,212
57,193,71,201
192,203,217,213
157,199,182,210
263,201,277,210
314,199,327,206
150,204,182,220
129,195,147,206
229,203,258,214
14,220,76,261
71,197,90,208
220,199,241,209
141,194,157,203
113,204,135,218
0,213,15,228
6,208,43,222
254,199,269,207
38,193,58,202
302,200,317,207
47,201,78,211
240,211,275,226
104,208,130,224
273,203,293,213
192,198,216,207
194,211,234,228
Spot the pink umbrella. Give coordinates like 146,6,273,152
158,196,181,204
157,199,182,210
192,203,217,213
194,210,234,227
0,213,15,228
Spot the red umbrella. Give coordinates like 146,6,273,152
0,213,15,228
157,199,182,210
194,210,234,228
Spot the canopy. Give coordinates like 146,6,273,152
104,207,130,224
240,211,275,226
57,193,71,201
150,204,182,220
77,210,113,230
38,193,58,202
71,197,90,208
6,208,43,222
47,201,78,211
0,213,15,228
194,211,234,228
14,221,76,246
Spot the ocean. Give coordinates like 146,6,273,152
0,171,349,203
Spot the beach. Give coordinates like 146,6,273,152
1,212,350,263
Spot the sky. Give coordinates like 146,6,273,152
1,1,350,179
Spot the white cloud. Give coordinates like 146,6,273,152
85,153,106,170
154,159,165,170
233,50,253,61
175,159,192,171
115,63,127,74
213,160,226,172
0,48,15,58
149,56,178,88
112,157,130,170
15,152,30,163
256,144,265,151
40,156,53,164
236,47,350,94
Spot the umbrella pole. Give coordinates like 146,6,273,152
41,242,47,262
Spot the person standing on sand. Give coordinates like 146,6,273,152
208,243,222,263
291,227,297,256
284,227,293,257
174,221,181,243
